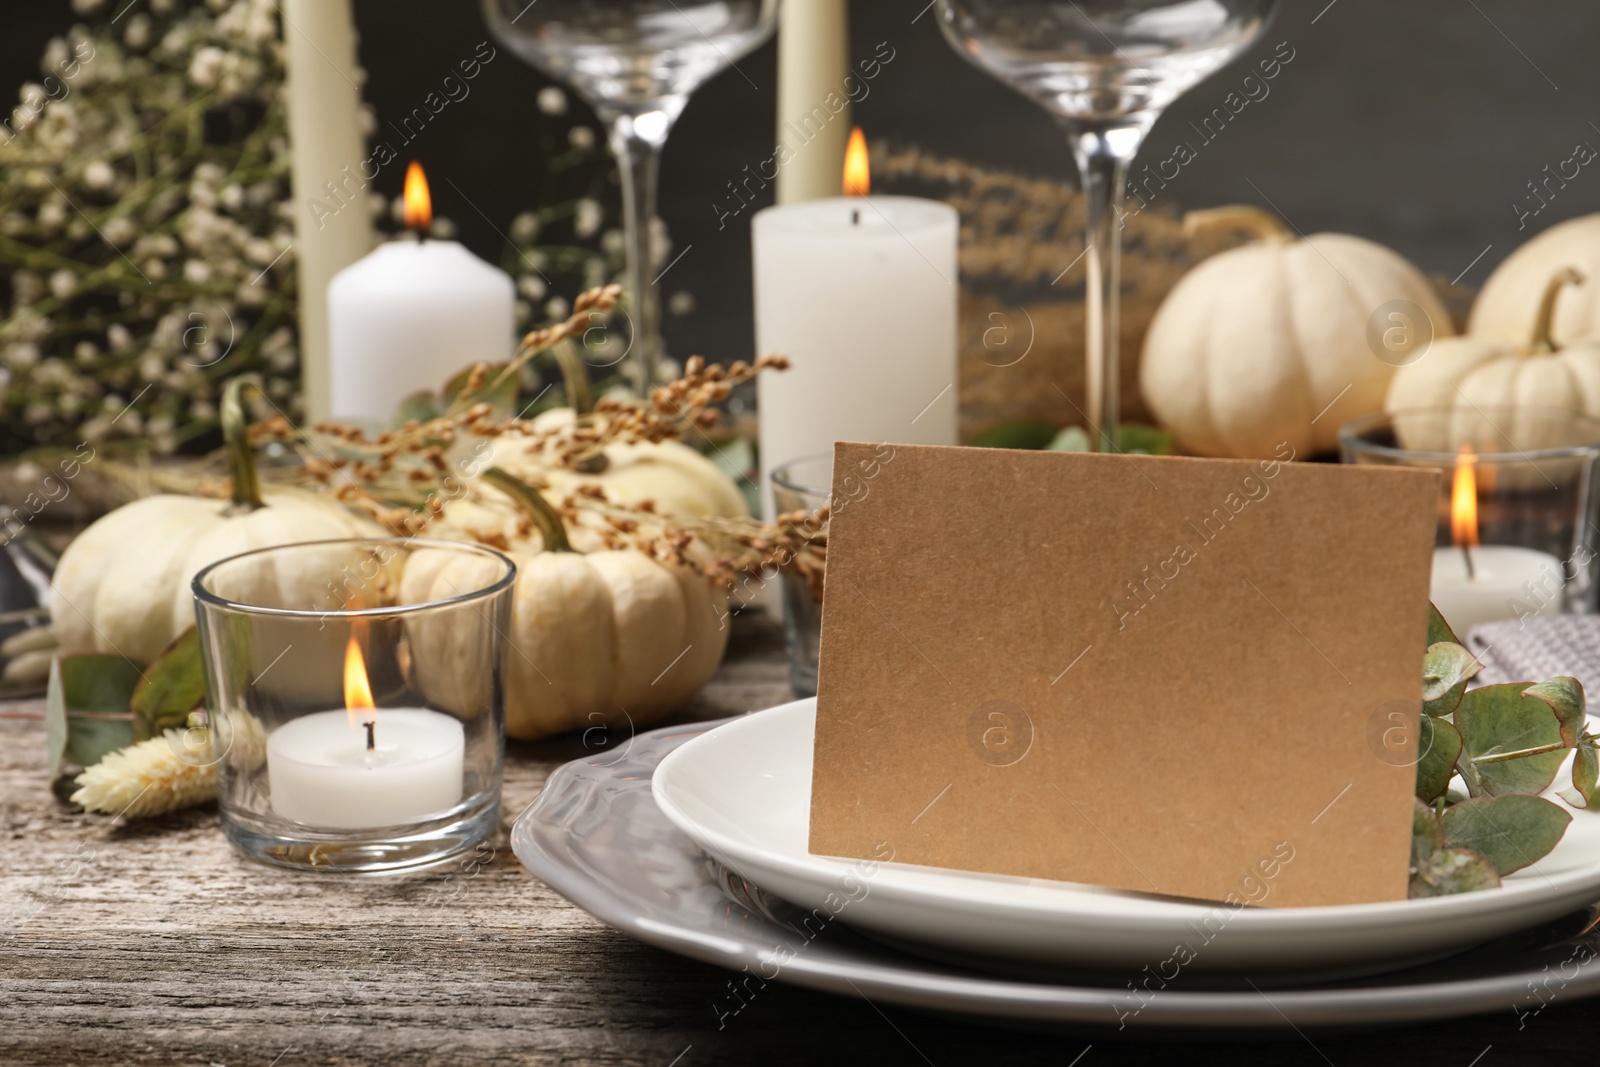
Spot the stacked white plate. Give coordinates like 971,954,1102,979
652,698,1600,977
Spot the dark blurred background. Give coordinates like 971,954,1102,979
4,0,1597,364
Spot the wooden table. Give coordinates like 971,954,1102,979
4,617,1599,1066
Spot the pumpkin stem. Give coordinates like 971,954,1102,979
1527,267,1585,354
221,375,266,512
552,338,610,473
1182,205,1295,245
480,466,572,553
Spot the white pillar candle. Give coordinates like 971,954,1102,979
283,0,373,423
752,195,958,516
1430,545,1563,634
327,238,515,422
775,0,851,204
267,708,464,829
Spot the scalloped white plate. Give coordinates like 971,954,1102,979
652,699,1600,974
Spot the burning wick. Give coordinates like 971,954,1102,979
403,159,432,244
843,125,868,229
1450,443,1479,581
364,720,376,751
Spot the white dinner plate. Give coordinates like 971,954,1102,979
652,698,1600,975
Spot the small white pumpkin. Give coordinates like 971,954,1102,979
402,469,728,740
50,379,382,663
1386,268,1600,451
1140,205,1453,458
1471,214,1600,343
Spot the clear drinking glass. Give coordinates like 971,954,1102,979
193,538,515,873
934,0,1276,451
484,0,778,395
1340,407,1600,629
772,454,831,699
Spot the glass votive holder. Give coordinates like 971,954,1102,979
192,538,515,873
772,455,832,698
1339,406,1600,633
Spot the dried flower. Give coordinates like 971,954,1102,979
70,714,267,818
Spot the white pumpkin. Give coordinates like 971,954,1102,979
1471,214,1600,343
1387,268,1600,452
1140,205,1453,459
402,469,728,740
50,379,382,663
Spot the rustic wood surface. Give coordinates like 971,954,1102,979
4,615,1600,1066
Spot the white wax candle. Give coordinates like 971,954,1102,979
752,195,958,516
283,0,372,422
267,708,465,829
327,240,515,422
775,0,850,204
1430,545,1563,635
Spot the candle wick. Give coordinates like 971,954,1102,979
412,228,424,244
364,720,376,751
851,208,860,226
1461,543,1476,581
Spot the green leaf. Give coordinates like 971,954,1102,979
1416,714,1462,802
1562,742,1599,808
392,389,444,426
1427,603,1461,649
60,655,142,766
1521,677,1586,747
130,627,207,741
1455,683,1568,796
1422,641,1480,716
1410,847,1502,897
1045,427,1090,452
969,419,1058,450
1412,798,1444,867
1117,423,1174,456
1440,795,1571,875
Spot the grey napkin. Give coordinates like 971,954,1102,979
1467,615,1600,693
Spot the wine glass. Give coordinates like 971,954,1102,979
484,0,778,396
935,0,1277,451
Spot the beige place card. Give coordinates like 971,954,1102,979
810,442,1440,908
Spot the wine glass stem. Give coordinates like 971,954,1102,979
1070,124,1143,453
607,115,665,397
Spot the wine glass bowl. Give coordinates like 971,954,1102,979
484,0,778,395
936,0,1277,451
937,1,1275,123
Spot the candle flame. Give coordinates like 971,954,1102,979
403,161,432,233
1451,444,1480,548
842,127,870,198
344,634,376,727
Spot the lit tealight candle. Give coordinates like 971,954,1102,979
266,635,464,829
1429,444,1562,634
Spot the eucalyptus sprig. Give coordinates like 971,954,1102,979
1409,605,1591,897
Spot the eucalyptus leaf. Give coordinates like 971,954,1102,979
1046,427,1090,452
969,419,1058,450
1422,641,1480,717
1454,683,1568,797
1439,795,1571,875
1427,603,1460,649
56,654,142,770
130,626,206,741
1412,798,1444,867
1415,714,1462,803
1410,847,1502,897
1562,742,1600,808
1116,423,1174,456
392,389,443,427
1522,676,1586,748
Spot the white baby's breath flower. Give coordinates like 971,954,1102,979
5,343,40,369
103,216,136,246
574,197,602,238
125,14,151,50
518,274,547,301
183,260,212,284
669,291,696,316
84,160,116,190
189,46,225,88
600,229,624,255
510,211,540,245
537,86,568,115
76,339,103,364
49,269,78,299
545,295,570,320
568,126,595,150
